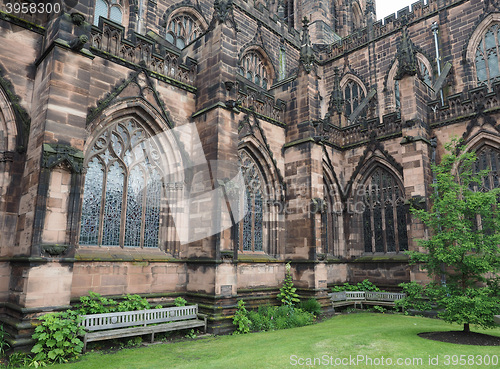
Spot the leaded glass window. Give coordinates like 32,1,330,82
93,0,123,26
362,167,408,253
165,14,204,50
475,24,500,88
239,151,265,252
79,119,163,248
238,51,270,89
343,80,365,122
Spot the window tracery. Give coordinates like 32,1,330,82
165,13,204,50
343,80,365,120
79,119,163,248
362,167,408,253
238,51,270,89
239,151,265,252
475,24,500,88
94,0,123,26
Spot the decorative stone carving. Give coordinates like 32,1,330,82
394,27,417,80
328,67,343,115
42,143,84,174
70,35,88,51
210,0,237,30
299,17,314,74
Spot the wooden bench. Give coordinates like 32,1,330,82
80,305,207,351
329,291,406,310
494,315,500,325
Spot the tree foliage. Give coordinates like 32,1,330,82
406,138,500,331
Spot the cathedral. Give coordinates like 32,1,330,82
1,0,500,346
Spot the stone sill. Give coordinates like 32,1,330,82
351,254,409,263
75,246,179,262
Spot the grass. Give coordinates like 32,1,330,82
48,313,499,369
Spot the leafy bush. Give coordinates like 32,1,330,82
395,282,436,313
331,279,381,292
174,297,187,307
298,298,322,316
247,305,314,332
77,291,118,315
232,300,251,334
277,263,300,306
31,310,86,364
117,294,151,312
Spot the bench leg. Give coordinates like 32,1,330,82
151,331,155,343
83,335,88,352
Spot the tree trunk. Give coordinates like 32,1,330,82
463,323,470,333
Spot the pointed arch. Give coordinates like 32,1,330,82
322,159,342,257
352,158,408,254
0,85,17,153
162,6,208,50
386,53,433,114
80,100,184,254
238,137,283,256
466,13,500,89
238,46,276,90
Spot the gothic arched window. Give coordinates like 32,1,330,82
238,51,270,89
165,13,204,50
471,146,500,192
343,80,365,119
79,119,163,248
475,24,500,87
238,151,265,252
362,167,408,253
94,0,123,26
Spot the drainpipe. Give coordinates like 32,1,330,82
432,22,444,105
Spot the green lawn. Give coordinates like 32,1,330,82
50,313,500,369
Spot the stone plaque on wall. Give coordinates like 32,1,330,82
221,285,232,297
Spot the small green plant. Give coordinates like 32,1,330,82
125,336,143,347
31,310,86,364
78,291,118,315
174,297,187,307
298,298,321,316
277,263,300,306
185,329,197,339
372,305,386,313
0,325,10,357
331,279,381,292
117,294,151,312
232,300,251,334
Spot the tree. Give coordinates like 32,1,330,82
405,138,500,332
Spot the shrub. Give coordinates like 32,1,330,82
277,263,300,306
77,291,118,315
331,279,381,292
116,294,151,312
298,298,322,316
247,305,314,332
232,300,251,334
174,297,187,307
31,310,86,364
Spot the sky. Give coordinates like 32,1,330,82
376,0,420,21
